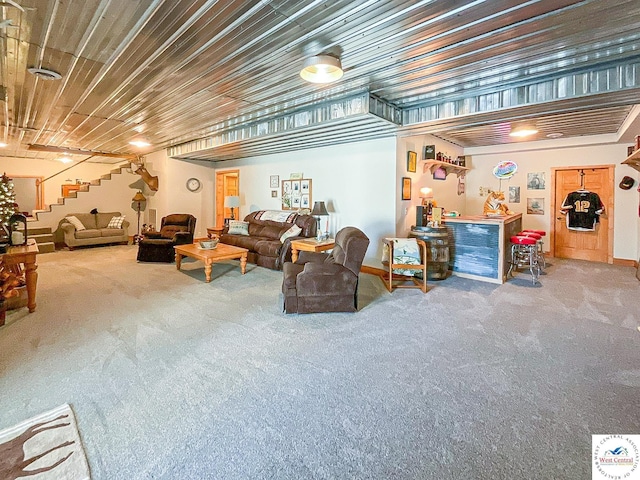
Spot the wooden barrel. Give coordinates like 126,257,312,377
410,226,450,280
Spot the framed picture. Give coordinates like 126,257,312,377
407,151,417,173
271,190,278,198
433,167,447,180
509,186,521,203
289,172,303,180
527,172,545,190
270,175,279,188
301,179,310,193
527,198,544,215
281,180,292,209
301,194,310,208
424,145,435,159
281,178,311,210
291,180,300,193
401,177,411,200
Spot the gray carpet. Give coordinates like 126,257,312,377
0,245,638,479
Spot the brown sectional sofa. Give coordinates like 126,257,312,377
219,210,317,270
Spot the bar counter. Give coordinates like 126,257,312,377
443,213,522,284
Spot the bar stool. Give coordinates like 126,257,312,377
521,229,546,270
508,235,541,285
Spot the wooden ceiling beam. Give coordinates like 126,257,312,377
28,144,138,160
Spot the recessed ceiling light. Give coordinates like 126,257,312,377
129,137,151,148
546,132,564,139
27,67,62,80
300,54,343,84
509,125,538,138
58,156,73,164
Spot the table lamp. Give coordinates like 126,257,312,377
224,195,240,220
311,201,329,240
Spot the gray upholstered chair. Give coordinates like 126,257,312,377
282,226,370,313
137,214,196,262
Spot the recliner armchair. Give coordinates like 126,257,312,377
282,226,370,313
137,214,196,262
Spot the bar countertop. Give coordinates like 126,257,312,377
443,213,522,224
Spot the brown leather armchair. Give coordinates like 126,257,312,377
282,226,370,313
137,214,196,262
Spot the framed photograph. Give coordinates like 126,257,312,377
509,186,521,203
433,167,447,180
527,198,544,215
289,172,303,180
401,177,411,200
271,190,278,198
407,151,417,173
301,194,310,208
527,172,545,190
292,195,301,208
281,180,292,209
291,180,300,193
270,175,279,188
424,145,435,159
301,179,310,193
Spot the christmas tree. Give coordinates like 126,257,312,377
0,173,17,227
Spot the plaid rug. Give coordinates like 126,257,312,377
0,404,91,479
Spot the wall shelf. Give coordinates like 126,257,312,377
423,160,470,177
622,149,640,172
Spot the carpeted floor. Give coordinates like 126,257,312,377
0,245,638,479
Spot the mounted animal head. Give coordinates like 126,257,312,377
134,166,159,191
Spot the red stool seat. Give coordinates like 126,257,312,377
523,229,546,236
510,235,537,245
517,231,542,240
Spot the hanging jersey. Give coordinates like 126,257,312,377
560,191,604,231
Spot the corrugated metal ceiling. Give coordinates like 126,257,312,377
1,0,639,163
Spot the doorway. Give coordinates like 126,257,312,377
551,166,614,263
214,170,239,227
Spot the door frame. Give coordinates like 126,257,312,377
215,169,239,227
550,164,615,263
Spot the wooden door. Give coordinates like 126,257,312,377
552,166,613,263
214,170,239,227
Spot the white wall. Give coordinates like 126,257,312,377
465,139,639,261
0,156,123,209
396,135,466,233
147,138,397,267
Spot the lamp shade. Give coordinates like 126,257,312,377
132,191,146,202
300,54,343,84
224,195,240,208
311,201,328,216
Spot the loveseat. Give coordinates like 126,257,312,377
58,212,129,249
219,210,317,270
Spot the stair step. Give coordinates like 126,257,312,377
29,233,54,243
28,227,53,235
34,241,55,253
100,174,112,180
90,180,101,186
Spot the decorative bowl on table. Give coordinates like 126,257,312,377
198,239,219,250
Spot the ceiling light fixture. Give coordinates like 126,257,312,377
546,132,564,139
300,54,343,84
129,137,151,148
27,67,62,80
57,156,73,164
0,142,7,148
509,124,538,138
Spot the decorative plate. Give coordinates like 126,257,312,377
493,161,518,179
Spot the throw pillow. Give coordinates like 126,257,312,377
65,215,86,231
107,215,126,229
279,225,302,243
228,220,249,235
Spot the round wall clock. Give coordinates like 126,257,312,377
186,177,201,192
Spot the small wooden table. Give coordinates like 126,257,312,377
3,239,39,312
290,238,335,263
174,243,248,282
206,226,225,239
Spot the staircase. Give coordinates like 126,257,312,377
27,226,55,253
27,163,140,250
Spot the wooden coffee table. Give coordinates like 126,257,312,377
174,243,248,282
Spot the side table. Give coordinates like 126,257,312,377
207,226,225,239
290,238,335,263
